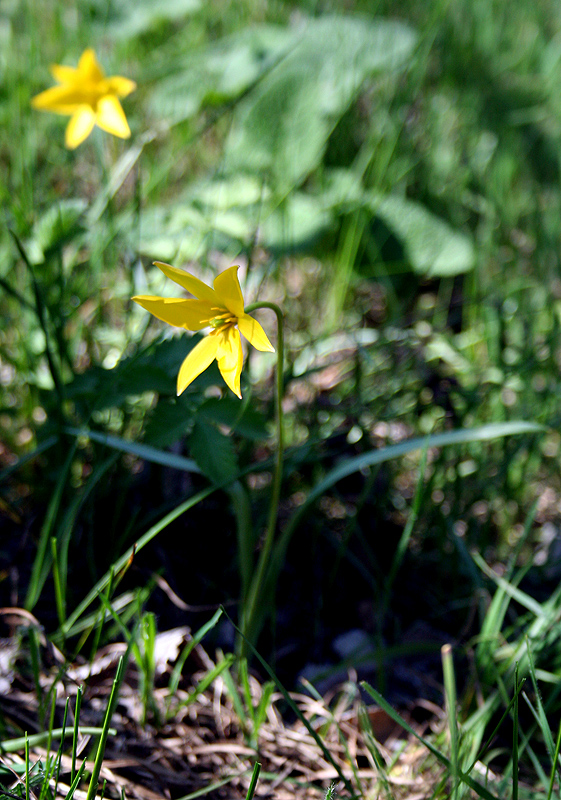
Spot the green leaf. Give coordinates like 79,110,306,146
198,397,269,441
144,397,196,447
135,204,203,262
259,193,332,251
137,203,251,261
101,0,201,39
149,25,294,123
189,419,239,485
369,193,476,277
190,176,270,210
64,426,201,474
61,336,219,415
225,15,417,191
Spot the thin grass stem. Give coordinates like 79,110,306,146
546,718,561,800
72,686,83,784
25,734,29,800
85,656,126,800
513,662,519,800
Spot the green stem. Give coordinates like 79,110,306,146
239,301,284,654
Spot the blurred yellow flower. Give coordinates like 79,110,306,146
31,48,136,149
133,262,275,398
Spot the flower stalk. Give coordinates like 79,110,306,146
239,301,284,653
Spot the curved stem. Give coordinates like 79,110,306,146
239,301,284,653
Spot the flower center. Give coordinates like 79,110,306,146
207,309,237,329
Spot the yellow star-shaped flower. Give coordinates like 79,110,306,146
133,262,275,398
31,48,136,149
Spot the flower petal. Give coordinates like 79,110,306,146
154,262,219,305
96,95,131,139
216,326,243,398
31,85,88,113
177,335,219,395
50,64,78,84
65,106,96,148
237,313,275,352
78,48,105,82
104,76,137,97
132,295,214,330
213,266,245,318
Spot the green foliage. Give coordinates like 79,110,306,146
101,0,202,40
4,0,561,795
224,16,416,191
189,418,239,485
368,193,476,277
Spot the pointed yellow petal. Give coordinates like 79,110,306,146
216,326,243,398
154,262,219,305
104,76,136,97
78,48,105,82
50,64,78,84
132,295,213,330
31,85,87,113
65,107,96,148
96,95,130,138
177,335,219,395
238,313,275,352
213,265,245,318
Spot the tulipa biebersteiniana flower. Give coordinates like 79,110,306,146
133,262,275,398
31,48,136,149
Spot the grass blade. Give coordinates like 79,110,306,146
361,681,500,800
85,656,127,800
513,663,519,800
546,719,561,800
275,422,544,590
64,426,201,474
0,727,116,754
25,440,78,611
245,761,261,800
442,644,459,800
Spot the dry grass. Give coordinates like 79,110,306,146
0,619,451,800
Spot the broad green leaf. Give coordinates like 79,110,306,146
144,397,197,447
259,193,332,251
189,419,238,485
149,25,294,123
318,168,366,209
226,61,329,192
190,176,270,210
225,15,417,191
369,193,476,276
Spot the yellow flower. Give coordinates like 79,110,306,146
133,262,275,398
31,48,136,149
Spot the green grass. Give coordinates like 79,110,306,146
3,0,561,796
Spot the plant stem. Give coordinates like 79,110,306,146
239,301,284,654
